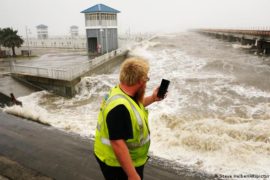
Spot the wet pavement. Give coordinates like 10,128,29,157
14,52,89,69
0,111,183,180
0,155,52,180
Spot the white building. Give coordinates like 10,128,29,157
70,25,79,38
81,4,120,54
36,24,48,39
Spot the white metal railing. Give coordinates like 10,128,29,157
86,20,117,27
11,64,68,80
11,48,125,81
92,49,122,67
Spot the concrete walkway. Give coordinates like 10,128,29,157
0,111,186,180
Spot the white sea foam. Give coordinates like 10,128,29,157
232,44,252,49
3,91,50,124
230,85,270,99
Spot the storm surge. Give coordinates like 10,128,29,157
4,32,270,176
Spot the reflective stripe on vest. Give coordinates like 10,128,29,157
97,94,149,149
101,135,150,150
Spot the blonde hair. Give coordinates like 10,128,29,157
120,57,149,86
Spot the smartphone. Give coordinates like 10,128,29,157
157,79,170,98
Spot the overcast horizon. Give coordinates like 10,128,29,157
1,0,270,37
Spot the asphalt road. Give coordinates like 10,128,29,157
0,111,186,180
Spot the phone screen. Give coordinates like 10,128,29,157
157,79,170,98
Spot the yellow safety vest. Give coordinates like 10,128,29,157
94,85,150,167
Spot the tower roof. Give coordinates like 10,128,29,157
70,25,78,29
36,24,48,28
81,4,120,14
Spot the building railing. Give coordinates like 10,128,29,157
11,49,124,81
86,20,117,27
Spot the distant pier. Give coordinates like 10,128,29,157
195,28,270,54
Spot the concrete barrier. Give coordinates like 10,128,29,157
11,51,128,97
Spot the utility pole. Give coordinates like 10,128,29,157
100,28,103,54
105,22,108,54
25,26,30,57
99,13,103,54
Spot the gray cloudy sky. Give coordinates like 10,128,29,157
1,0,270,37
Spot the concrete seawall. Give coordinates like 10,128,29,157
11,51,128,97
82,51,127,76
196,29,270,54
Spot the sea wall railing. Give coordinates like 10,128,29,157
195,28,270,55
11,49,124,81
197,28,270,36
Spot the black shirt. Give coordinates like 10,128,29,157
106,104,133,140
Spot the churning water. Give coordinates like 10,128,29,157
4,32,270,176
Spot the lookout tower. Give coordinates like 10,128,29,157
36,24,48,39
81,4,120,54
70,25,79,38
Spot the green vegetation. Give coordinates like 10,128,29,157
0,28,24,56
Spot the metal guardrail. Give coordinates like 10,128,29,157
11,49,124,81
11,65,67,80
